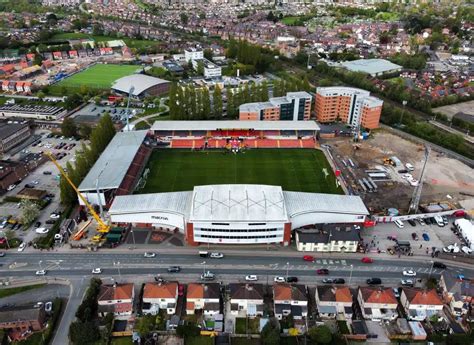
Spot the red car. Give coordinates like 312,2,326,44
178,284,184,296
303,255,315,262
317,269,329,275
361,257,374,264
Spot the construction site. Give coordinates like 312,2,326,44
323,129,474,215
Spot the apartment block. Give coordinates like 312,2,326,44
239,92,312,121
192,58,222,78
315,87,383,129
184,48,204,62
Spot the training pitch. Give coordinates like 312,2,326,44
55,64,139,89
139,149,343,194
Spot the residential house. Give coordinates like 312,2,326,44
0,306,46,341
358,287,398,321
400,288,444,321
315,285,353,319
142,282,178,315
440,272,474,318
229,283,264,318
295,224,361,253
273,283,308,320
97,283,134,319
186,283,220,316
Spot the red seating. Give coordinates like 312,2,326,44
279,140,300,148
301,139,316,148
171,139,194,148
258,139,278,148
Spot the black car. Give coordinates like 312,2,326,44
333,278,345,284
34,221,41,227
43,171,52,175
167,266,181,273
407,219,417,227
424,217,432,225
45,220,56,225
433,262,447,269
25,184,35,188
286,276,298,283
0,252,5,257
366,278,382,285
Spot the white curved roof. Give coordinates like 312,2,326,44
111,74,169,96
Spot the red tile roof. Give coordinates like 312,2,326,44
403,288,443,305
360,287,397,304
98,283,134,301
143,282,177,299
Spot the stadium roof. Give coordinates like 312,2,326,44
151,120,320,131
79,130,147,191
109,192,192,217
283,191,369,217
190,185,288,222
341,59,402,76
111,74,170,96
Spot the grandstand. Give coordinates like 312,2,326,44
151,120,320,149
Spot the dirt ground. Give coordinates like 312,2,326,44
324,130,474,214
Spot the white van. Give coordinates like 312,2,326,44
405,163,414,171
434,215,445,227
394,219,405,229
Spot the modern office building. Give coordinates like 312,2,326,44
239,92,313,121
192,58,222,78
315,87,383,129
184,48,204,63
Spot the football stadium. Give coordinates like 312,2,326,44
79,120,369,246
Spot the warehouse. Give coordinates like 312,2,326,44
341,59,402,77
109,184,369,246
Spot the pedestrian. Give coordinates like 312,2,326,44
420,244,422,249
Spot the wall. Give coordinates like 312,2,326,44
111,211,186,230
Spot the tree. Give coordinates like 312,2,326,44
78,124,92,139
33,54,43,66
204,48,213,60
20,200,40,226
61,118,77,138
201,88,211,119
176,323,200,338
196,61,204,75
261,321,280,345
69,321,100,345
308,325,332,344
136,315,155,336
180,12,188,25
36,91,45,101
259,81,269,101
213,86,223,118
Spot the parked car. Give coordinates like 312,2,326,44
35,228,49,234
417,218,426,226
361,257,373,263
43,171,52,175
0,252,5,257
17,242,26,252
434,216,445,227
422,233,430,241
333,278,345,284
407,219,417,227
201,272,215,281
403,270,417,277
303,255,315,262
317,269,329,275
433,262,446,269
366,278,382,285
411,233,419,241
461,246,472,255
401,279,414,287
144,252,156,258
45,220,56,225
394,219,404,229
209,252,224,259
245,275,258,281
35,270,47,276
7,184,16,191
24,183,35,188
286,276,298,283
34,221,41,227
92,268,102,274
167,266,181,273
274,276,286,283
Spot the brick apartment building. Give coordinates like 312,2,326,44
0,306,46,341
239,92,312,121
0,160,28,191
315,87,383,130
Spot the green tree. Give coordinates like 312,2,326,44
259,81,269,101
204,48,213,60
136,315,155,336
308,325,332,344
226,89,236,118
78,124,92,139
69,321,100,345
19,200,40,226
196,61,204,75
36,91,45,101
213,86,223,118
61,118,77,138
180,12,188,25
201,88,211,119
169,82,178,119
176,323,200,338
59,162,77,206
261,321,280,345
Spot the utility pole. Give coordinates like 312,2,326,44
399,100,407,126
125,86,135,131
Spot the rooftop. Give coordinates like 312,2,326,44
151,120,320,132
189,184,287,222
0,122,29,140
359,287,397,305
316,285,353,303
79,130,147,191
187,283,220,299
273,284,307,302
341,59,402,75
229,283,264,300
111,74,169,96
98,283,134,302
402,288,443,306
143,282,178,299
0,306,43,323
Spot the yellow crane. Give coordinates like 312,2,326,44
45,152,110,234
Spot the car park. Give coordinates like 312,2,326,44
407,219,417,227
167,266,181,273
209,252,224,259
361,257,373,263
144,252,156,258
422,233,430,241
35,270,47,276
366,278,382,285
274,276,286,283
245,275,258,281
403,270,417,277
317,269,329,275
92,268,102,274
303,255,315,262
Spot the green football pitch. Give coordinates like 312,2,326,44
139,149,343,194
55,64,140,89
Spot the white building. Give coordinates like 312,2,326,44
97,283,134,319
192,58,222,78
184,48,204,62
295,224,360,252
229,283,264,317
142,282,178,315
400,288,444,321
273,284,308,320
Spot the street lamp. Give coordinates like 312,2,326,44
428,260,434,280
201,261,206,276
399,100,407,126
130,228,136,249
286,262,290,280
349,264,354,286
39,260,43,271
114,261,121,282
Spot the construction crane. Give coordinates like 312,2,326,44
45,152,110,234
409,145,431,213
